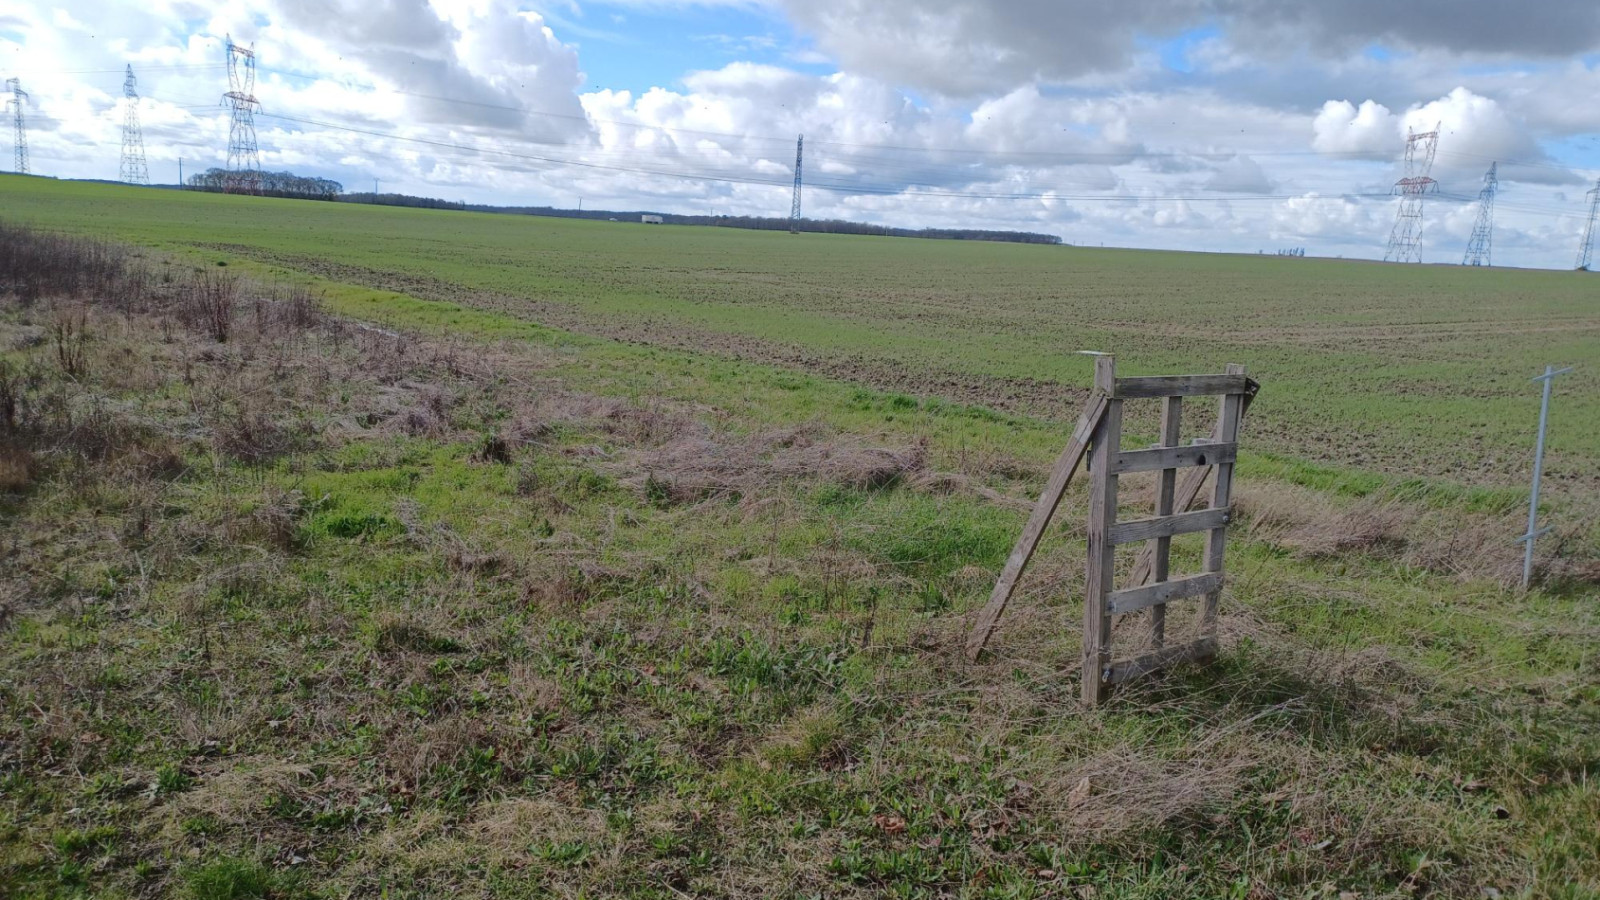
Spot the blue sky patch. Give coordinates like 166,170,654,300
533,1,821,92
1138,25,1221,74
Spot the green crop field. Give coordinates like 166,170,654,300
3,175,1597,495
1,177,1597,899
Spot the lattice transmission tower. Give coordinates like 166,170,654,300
789,134,803,231
6,77,27,175
222,35,261,194
1462,162,1497,267
1579,179,1600,271
1382,123,1440,263
120,65,149,184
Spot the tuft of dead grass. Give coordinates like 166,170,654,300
210,404,315,465
1235,481,1595,587
617,425,928,505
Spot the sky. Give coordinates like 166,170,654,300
3,0,1600,268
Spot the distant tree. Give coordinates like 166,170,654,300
341,192,467,211
186,168,343,201
459,205,1063,245
227,183,1061,245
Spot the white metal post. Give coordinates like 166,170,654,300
1518,364,1574,590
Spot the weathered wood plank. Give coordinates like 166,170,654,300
1108,507,1230,545
1105,637,1218,685
1111,442,1236,474
964,392,1108,661
1082,357,1121,707
1112,374,1250,399
1200,364,1246,635
1149,396,1182,649
1108,572,1222,615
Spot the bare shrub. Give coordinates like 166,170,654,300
0,220,138,305
181,271,238,343
112,260,151,313
276,282,323,330
248,281,325,335
49,307,89,379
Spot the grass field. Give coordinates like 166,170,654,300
3,175,1597,495
0,181,1597,899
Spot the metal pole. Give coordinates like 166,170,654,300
1518,364,1574,589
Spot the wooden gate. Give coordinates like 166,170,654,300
966,356,1259,707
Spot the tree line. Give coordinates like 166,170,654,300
339,192,467,211
431,204,1063,245
185,168,344,200
326,188,1065,246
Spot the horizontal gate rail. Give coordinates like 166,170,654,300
1111,442,1236,474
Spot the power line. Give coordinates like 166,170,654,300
126,92,1589,233
46,73,1600,243
145,78,1600,211
26,64,225,76
257,108,1415,205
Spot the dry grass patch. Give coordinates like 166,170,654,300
617,424,929,506
1236,480,1596,587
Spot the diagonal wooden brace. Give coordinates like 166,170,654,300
965,392,1108,661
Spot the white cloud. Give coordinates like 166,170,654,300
1406,87,1541,175
1312,99,1398,156
1311,87,1575,186
1205,155,1275,193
